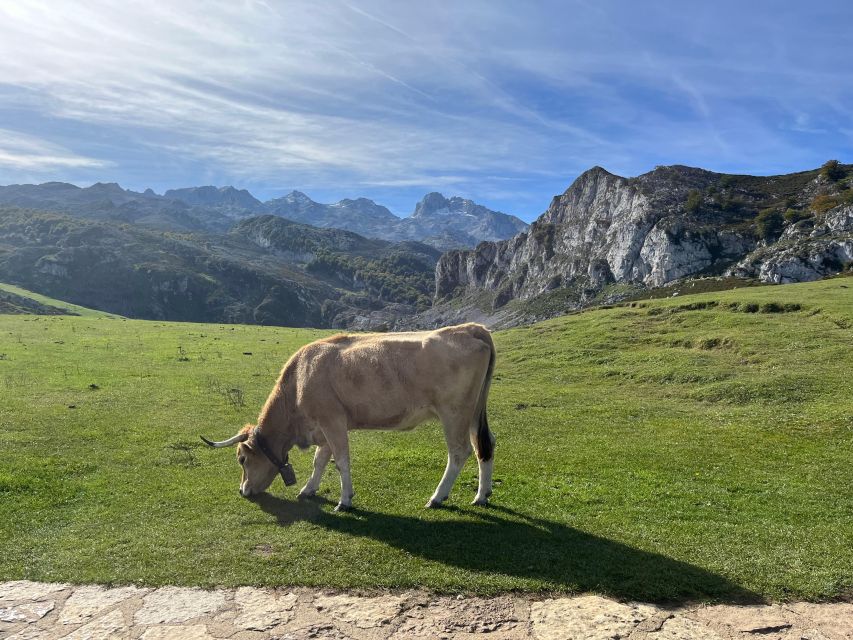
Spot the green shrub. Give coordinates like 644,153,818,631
755,208,784,241
812,194,839,214
685,189,702,214
716,195,743,213
784,208,812,223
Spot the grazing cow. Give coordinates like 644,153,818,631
202,323,496,511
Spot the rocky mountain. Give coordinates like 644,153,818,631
163,185,263,213
0,182,527,249
0,181,235,232
263,191,527,250
428,162,853,327
730,204,853,283
264,191,400,240
395,192,529,248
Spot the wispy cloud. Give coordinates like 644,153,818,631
0,0,850,218
0,128,108,170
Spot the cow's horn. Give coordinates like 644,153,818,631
200,433,249,448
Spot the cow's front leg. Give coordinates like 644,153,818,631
298,443,332,499
324,430,354,511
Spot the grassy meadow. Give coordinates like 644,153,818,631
0,278,851,602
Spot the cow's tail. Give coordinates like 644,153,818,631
471,326,496,462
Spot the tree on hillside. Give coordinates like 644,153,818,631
820,159,844,181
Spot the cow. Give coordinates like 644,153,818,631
202,322,496,511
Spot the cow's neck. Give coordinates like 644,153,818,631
255,383,291,455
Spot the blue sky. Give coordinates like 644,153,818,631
0,1,851,221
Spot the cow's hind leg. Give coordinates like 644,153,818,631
472,448,495,506
298,443,332,499
472,411,496,506
427,416,473,508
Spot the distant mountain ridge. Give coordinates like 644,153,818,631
163,185,263,212
239,189,528,249
264,191,400,240
0,182,527,250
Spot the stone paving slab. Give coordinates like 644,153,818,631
0,581,850,640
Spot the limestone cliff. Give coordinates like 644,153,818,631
729,205,853,283
433,163,852,323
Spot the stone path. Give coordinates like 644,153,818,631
1,581,851,640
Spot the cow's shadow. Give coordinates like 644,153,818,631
250,494,759,603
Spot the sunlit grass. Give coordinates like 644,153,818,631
1,278,851,601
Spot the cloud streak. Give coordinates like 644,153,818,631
0,0,851,218
0,128,109,170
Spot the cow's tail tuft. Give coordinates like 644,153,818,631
473,327,496,462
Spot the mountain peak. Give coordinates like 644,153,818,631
572,166,618,184
164,185,262,210
40,181,81,190
284,190,314,203
88,182,125,191
412,192,451,218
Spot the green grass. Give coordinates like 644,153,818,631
1,278,852,602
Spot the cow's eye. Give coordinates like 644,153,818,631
238,456,246,465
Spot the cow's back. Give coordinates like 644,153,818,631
294,325,492,430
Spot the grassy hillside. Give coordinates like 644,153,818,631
0,282,110,317
0,278,851,601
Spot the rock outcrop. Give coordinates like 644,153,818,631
434,164,852,321
729,205,853,283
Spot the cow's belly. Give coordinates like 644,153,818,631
349,404,436,431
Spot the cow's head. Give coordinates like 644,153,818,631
201,425,294,497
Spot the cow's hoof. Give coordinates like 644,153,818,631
471,497,490,507
297,488,316,500
425,498,445,509
334,503,351,512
